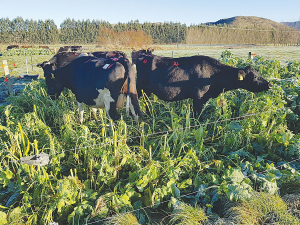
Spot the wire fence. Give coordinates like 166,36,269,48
1,101,299,167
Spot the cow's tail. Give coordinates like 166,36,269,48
116,58,132,116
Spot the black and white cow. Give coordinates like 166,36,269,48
39,56,141,122
135,53,271,116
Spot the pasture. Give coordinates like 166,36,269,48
1,45,300,224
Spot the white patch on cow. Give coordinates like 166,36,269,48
93,88,114,107
129,97,138,121
77,102,84,123
103,64,110,69
116,94,126,109
93,88,115,120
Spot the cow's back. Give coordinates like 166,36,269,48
136,54,233,101
72,57,126,105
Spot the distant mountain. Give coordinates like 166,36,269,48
281,21,300,30
205,16,298,31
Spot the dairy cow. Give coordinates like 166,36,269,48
6,45,19,50
135,53,271,116
39,56,141,122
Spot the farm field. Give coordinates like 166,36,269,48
1,45,300,224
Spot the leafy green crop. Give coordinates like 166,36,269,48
1,50,300,224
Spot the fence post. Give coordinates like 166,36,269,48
31,55,33,70
26,59,29,75
2,60,14,95
248,52,253,60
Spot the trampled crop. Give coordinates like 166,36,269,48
1,50,300,224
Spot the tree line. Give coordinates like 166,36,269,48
187,24,300,45
1,17,299,46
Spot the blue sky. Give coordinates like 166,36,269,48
3,0,300,26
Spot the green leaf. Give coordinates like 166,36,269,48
0,211,7,225
229,121,242,132
194,127,207,141
171,183,180,198
0,169,14,187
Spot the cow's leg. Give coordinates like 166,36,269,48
92,108,98,121
77,102,84,123
192,99,205,118
107,102,118,121
102,94,118,121
129,93,142,122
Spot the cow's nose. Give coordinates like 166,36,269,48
268,83,272,88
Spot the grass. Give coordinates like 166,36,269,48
224,192,300,225
169,201,208,225
104,213,140,225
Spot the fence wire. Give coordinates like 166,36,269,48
1,102,299,167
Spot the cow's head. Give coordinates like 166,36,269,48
37,61,64,99
237,66,271,92
131,48,154,64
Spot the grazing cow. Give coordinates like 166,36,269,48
39,46,49,49
135,54,271,116
131,48,154,64
39,56,141,122
21,45,33,48
58,45,82,53
6,45,19,50
91,51,128,59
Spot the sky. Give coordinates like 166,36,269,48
2,0,300,27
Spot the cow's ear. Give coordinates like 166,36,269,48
238,70,245,81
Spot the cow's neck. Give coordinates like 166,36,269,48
211,67,239,92
55,64,73,90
